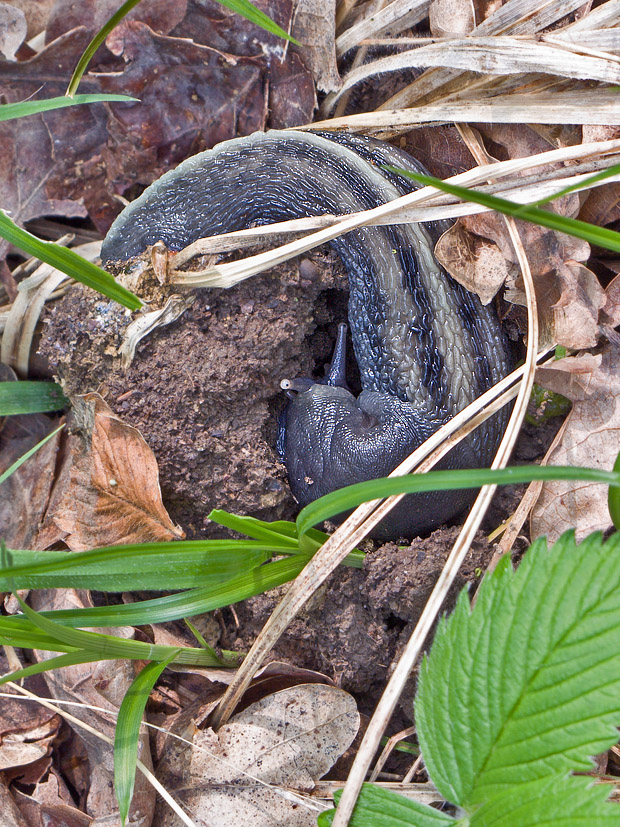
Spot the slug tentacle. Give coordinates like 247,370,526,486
102,130,511,539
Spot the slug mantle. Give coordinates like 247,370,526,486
102,130,511,539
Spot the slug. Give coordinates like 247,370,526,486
101,130,511,539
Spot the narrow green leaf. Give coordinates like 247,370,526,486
0,424,64,485
608,449,620,530
385,165,620,255
0,555,306,630
9,594,235,666
115,654,177,825
296,465,620,536
0,212,141,310
468,774,620,826
67,0,297,96
318,785,454,826
0,541,273,591
0,381,67,415
0,95,138,121
416,531,620,811
0,651,104,684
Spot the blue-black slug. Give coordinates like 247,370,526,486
101,130,511,539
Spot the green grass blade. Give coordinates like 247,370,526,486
385,165,620,254
0,381,68,415
215,0,299,43
0,651,104,684
319,784,454,826
115,654,177,825
0,541,274,591
9,594,235,665
0,424,64,485
67,0,297,95
0,95,138,121
0,212,141,310
296,465,620,536
0,556,307,630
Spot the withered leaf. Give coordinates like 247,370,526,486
38,393,184,549
0,413,62,549
435,219,510,303
156,684,359,826
531,344,619,543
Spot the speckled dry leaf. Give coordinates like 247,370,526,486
42,393,184,549
531,345,619,543
536,261,605,349
0,4,26,59
602,271,620,327
0,414,62,548
13,770,92,827
0,774,28,827
292,0,339,92
434,219,510,303
429,0,474,36
156,684,359,826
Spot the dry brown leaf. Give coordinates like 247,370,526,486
537,261,606,349
291,0,339,92
530,344,619,543
156,684,359,826
35,393,184,550
0,774,30,827
602,271,620,327
0,4,27,59
434,220,510,303
429,0,475,36
0,413,62,548
13,771,92,827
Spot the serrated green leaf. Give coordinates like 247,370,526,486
0,95,138,121
115,654,177,825
468,774,620,826
318,785,454,826
416,531,620,812
0,381,68,415
0,211,141,310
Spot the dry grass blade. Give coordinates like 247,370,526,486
326,37,620,114
331,149,540,827
170,138,620,288
335,0,430,56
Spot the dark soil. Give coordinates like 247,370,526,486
39,248,551,723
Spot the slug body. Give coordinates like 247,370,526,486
102,130,510,539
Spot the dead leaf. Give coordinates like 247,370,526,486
530,344,619,543
34,393,184,550
45,0,187,43
579,181,620,228
435,220,510,303
13,773,92,827
429,0,475,37
291,0,339,92
602,270,620,327
0,4,27,59
155,684,359,826
0,774,29,827
0,413,62,548
539,261,606,349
